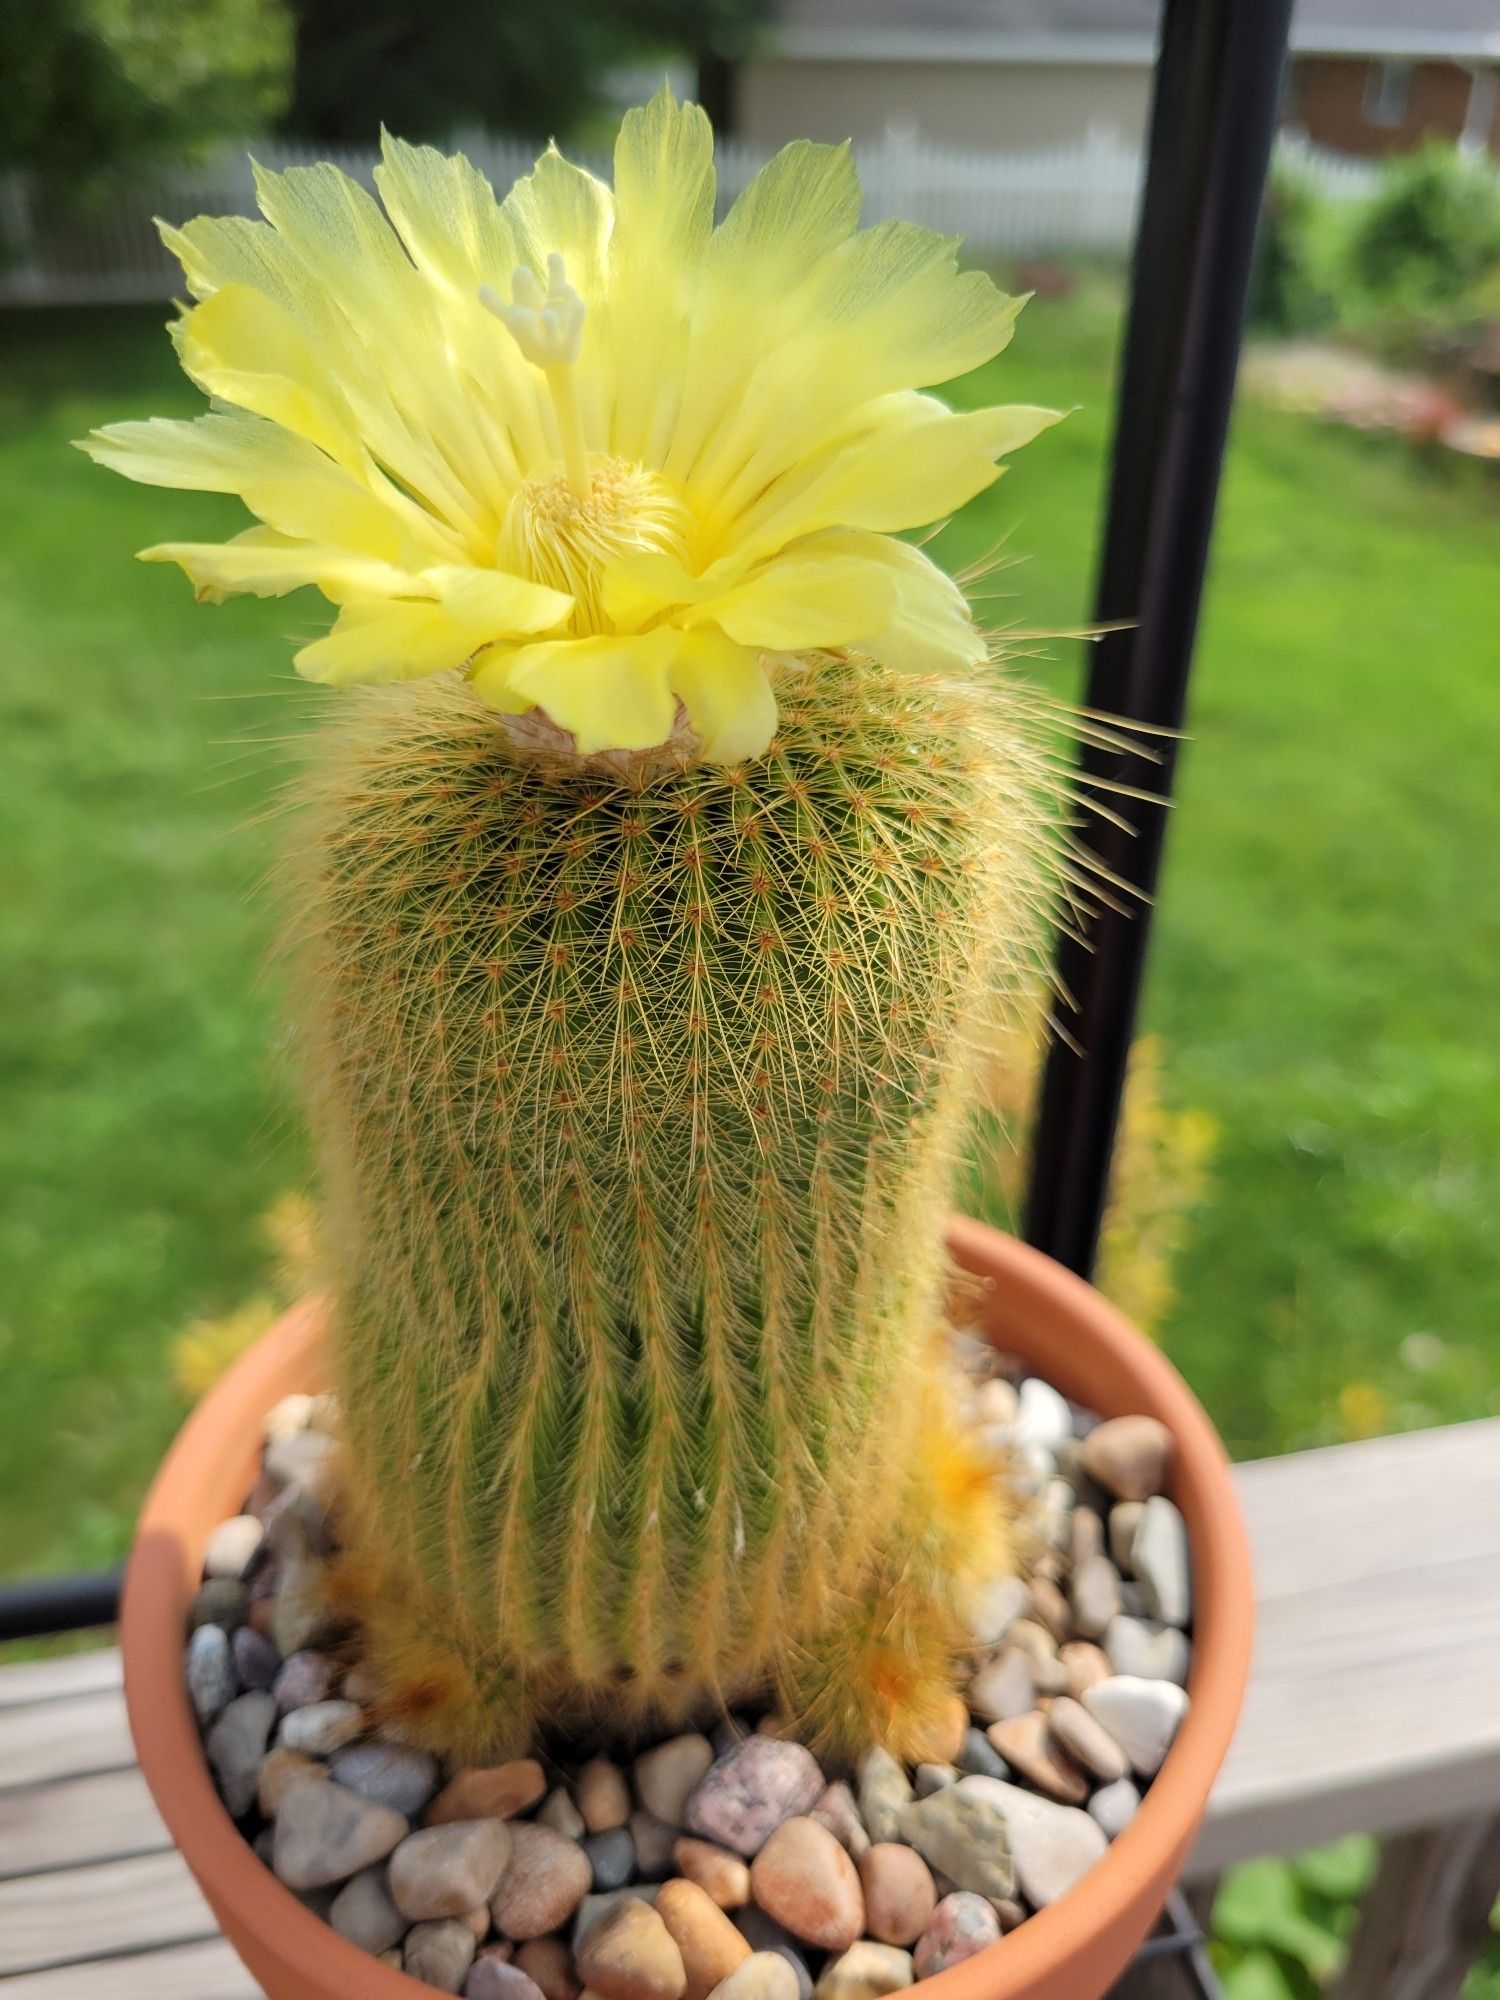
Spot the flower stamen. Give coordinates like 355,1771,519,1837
481,253,591,500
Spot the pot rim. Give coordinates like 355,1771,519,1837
123,1220,1253,2000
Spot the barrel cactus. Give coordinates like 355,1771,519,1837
85,92,1070,1763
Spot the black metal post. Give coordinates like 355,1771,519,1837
1024,0,1294,1277
0,1566,123,1643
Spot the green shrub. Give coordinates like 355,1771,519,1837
1339,144,1500,356
1250,162,1338,337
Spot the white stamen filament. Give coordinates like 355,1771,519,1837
481,252,591,500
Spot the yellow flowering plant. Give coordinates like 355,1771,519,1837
83,87,1054,763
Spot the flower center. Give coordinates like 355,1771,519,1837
499,460,690,633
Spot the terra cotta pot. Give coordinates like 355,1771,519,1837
123,1218,1252,2000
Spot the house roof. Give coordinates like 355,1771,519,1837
767,0,1500,66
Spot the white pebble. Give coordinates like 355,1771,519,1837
1083,1676,1189,1777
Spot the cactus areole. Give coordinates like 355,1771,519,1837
87,91,1077,1762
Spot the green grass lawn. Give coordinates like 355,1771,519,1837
2,284,1498,1579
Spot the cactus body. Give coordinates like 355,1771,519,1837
291,651,1061,1760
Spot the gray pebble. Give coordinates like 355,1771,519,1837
735,1908,814,2000
572,1886,659,1949
856,1747,914,1845
966,1575,1028,1647
1110,1502,1145,1574
330,1864,408,1955
683,1736,824,1857
187,1623,237,1725
955,1728,1010,1782
205,1691,275,1817
1103,1615,1191,1688
1088,1778,1142,1839
405,1918,478,1993
279,1699,365,1757
1133,1497,1192,1628
204,1514,266,1582
583,1827,636,1891
952,1778,1104,1908
914,1764,957,1798
273,1777,408,1890
190,1578,248,1632
966,1648,1033,1726
896,1786,1016,1902
273,1648,338,1714
629,1809,678,1879
538,1786,586,1839
1069,1555,1124,1641
331,1741,441,1818
231,1625,281,1692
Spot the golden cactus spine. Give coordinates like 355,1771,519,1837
289,650,1066,1761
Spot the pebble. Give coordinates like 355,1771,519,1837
264,1392,315,1441
279,1699,364,1756
974,1377,1019,1429
272,1557,339,1657
986,1711,1088,1805
912,1766,955,1800
264,1482,336,1560
857,1845,936,1947
331,1740,441,1818
707,1952,802,2000
953,1778,1106,1908
1027,1577,1071,1644
854,1748,913,1846
516,1938,583,2000
1013,1377,1072,1450
813,1942,913,2000
955,1728,1009,1782
674,1838,752,1911
406,1918,478,1993
187,1623,237,1725
492,1822,594,1939
1046,1697,1130,1783
636,1737,716,1828
272,1649,337,1713
1070,1506,1105,1568
733,1911,813,2000
576,1896,687,2000
586,1829,638,1893
632,1812,680,1880
469,1962,548,2000
391,1820,514,1921
1069,1555,1124,1640
685,1738,825,1858
1083,1677,1190,1776
1083,1417,1172,1502
966,1575,1028,1647
908,1694,967,1768
1059,1642,1113,1699
430,1760,548,1825
965,1649,1033,1725
231,1625,281,1692
895,1785,1015,1902
258,1747,326,1818
1103,1615,1191,1688
1088,1779,1142,1839
579,1758,634,1835
205,1691,276,1817
912,1893,1000,1979
1110,1502,1145,1573
330,1864,407,1954
750,1818,864,1952
264,1425,339,1500
657,1876,752,2000
541,1787,588,1839
1133,1497,1192,1628
811,1783,869,1859
1003,1620,1068,1697
191,1578,249,1631
575,1888,660,1948
273,1777,407,1890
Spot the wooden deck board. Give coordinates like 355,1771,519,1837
1,1418,1499,1983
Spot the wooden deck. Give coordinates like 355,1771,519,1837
3,1419,1499,1996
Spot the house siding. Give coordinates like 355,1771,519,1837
1288,55,1500,155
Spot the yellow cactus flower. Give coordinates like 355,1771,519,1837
81,90,1055,763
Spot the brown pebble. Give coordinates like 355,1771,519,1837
578,1758,633,1835
429,1760,548,1826
657,1877,753,2000
749,1817,864,1952
576,1896,687,2000
857,1845,937,1948
1047,1696,1130,1783
1058,1642,1112,1699
517,1938,584,2000
673,1837,752,1910
1028,1578,1071,1644
1083,1416,1173,1503
491,1822,593,1939
986,1713,1089,1805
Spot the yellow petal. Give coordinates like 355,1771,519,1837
608,87,715,465
141,528,414,604
474,630,678,754
668,628,777,764
809,531,985,674
686,548,896,651
176,284,360,468
294,600,478,686
424,564,573,635
79,413,405,559
375,132,519,297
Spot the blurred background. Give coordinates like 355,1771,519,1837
1,1,1498,1984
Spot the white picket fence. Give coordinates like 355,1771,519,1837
0,130,1375,307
